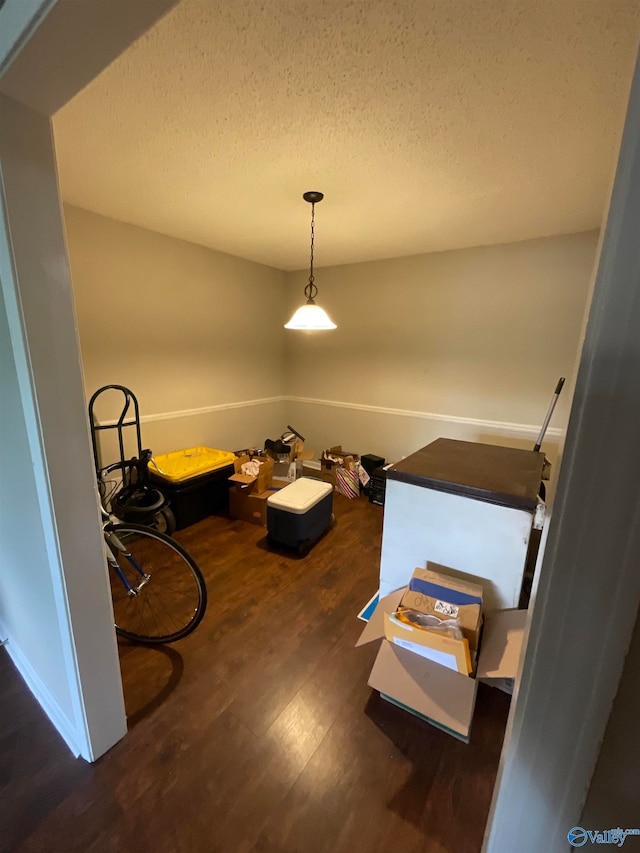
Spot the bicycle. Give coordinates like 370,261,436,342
102,503,207,644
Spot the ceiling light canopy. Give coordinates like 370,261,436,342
285,191,336,331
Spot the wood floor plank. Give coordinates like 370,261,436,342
1,492,509,852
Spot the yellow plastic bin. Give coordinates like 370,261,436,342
150,447,236,482
148,447,237,529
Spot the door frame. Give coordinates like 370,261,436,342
0,0,178,762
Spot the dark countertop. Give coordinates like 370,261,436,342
386,438,546,510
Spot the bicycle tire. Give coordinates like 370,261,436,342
105,522,207,644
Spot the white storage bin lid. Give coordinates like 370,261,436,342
267,477,333,514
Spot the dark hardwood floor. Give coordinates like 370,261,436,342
0,493,510,853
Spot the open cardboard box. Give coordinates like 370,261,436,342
264,436,315,464
321,445,359,470
320,445,360,489
229,454,274,494
356,582,526,742
228,483,281,525
289,437,315,464
262,435,316,486
272,441,316,485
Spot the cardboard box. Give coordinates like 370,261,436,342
228,484,279,526
289,437,315,464
229,455,273,494
318,467,337,488
356,585,525,742
265,436,315,464
320,446,360,491
264,436,315,487
301,460,322,479
321,445,359,470
401,565,483,652
272,459,297,485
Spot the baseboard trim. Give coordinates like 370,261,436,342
2,635,81,757
98,394,563,439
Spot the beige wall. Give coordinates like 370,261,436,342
64,204,287,460
284,231,598,470
66,206,597,481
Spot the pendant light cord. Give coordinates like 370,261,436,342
304,202,318,303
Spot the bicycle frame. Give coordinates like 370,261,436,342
105,531,151,596
98,488,207,644
101,505,150,596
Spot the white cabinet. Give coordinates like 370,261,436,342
379,439,545,612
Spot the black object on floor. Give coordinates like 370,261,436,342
361,454,386,495
368,467,388,506
360,454,385,475
149,464,235,530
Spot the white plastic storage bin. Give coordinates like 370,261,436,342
266,477,333,555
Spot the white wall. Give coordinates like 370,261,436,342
284,231,598,471
63,204,288,462
0,286,75,726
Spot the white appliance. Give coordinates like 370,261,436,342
379,439,546,612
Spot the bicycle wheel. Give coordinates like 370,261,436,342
105,522,207,644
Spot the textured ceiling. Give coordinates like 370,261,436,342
53,0,640,271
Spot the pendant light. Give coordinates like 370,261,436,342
285,191,337,330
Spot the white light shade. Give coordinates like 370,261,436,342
284,302,337,330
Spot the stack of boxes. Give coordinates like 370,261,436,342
228,453,277,526
227,435,314,525
265,434,314,483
